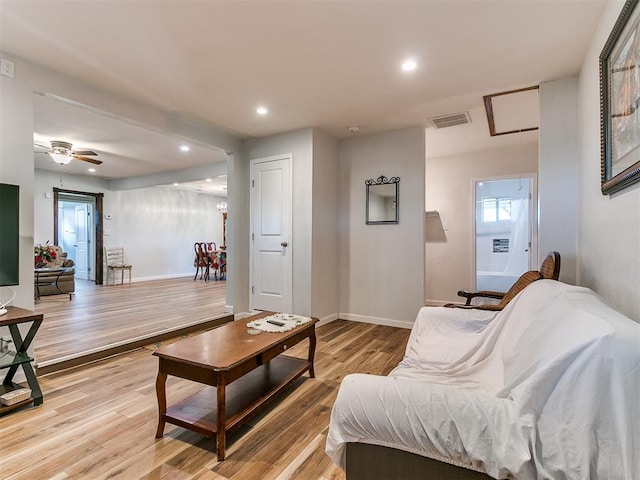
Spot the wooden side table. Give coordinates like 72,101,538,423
0,306,44,415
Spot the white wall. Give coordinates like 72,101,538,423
0,58,37,311
34,169,225,282
425,141,538,303
0,53,38,378
539,78,580,285
227,150,249,313
243,129,314,315
338,127,425,327
312,129,339,322
578,0,640,322
108,187,224,281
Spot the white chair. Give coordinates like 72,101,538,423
104,247,132,285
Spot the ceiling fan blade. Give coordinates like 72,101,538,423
73,155,103,165
72,150,98,156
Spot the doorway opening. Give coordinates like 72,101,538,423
473,174,537,292
53,188,104,285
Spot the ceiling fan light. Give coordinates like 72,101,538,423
49,152,72,165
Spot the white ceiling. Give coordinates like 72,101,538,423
32,92,228,182
1,1,607,179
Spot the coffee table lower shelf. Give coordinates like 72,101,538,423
163,355,311,439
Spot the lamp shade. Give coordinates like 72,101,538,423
49,152,72,165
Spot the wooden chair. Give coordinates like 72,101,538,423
194,242,210,281
218,249,227,281
538,251,561,280
206,242,220,279
449,251,560,310
104,247,132,285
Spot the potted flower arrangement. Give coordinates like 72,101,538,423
34,242,57,268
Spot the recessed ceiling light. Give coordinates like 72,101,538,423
256,106,268,115
402,59,417,72
173,182,179,186
180,145,190,152
88,168,96,173
206,178,212,182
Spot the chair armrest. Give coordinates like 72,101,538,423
457,289,505,305
63,259,75,267
444,303,477,309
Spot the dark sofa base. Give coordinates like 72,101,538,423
345,442,497,480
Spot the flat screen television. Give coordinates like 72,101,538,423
0,183,20,287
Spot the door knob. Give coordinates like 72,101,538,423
281,241,288,247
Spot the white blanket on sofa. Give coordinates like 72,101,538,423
326,280,640,479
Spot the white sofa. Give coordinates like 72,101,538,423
326,280,640,479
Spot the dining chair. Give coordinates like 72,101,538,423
104,247,132,285
194,242,210,281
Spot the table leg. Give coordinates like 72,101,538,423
308,329,317,378
5,321,44,405
216,383,226,461
34,271,41,301
22,362,43,406
53,270,73,300
155,369,168,438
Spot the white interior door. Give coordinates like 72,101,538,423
74,204,90,280
250,154,292,312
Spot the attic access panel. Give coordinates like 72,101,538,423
483,86,540,136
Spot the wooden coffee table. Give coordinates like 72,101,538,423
153,312,318,460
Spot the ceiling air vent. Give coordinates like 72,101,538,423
430,111,471,129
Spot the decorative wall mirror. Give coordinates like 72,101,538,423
365,175,400,224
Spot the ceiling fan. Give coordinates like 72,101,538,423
35,140,103,166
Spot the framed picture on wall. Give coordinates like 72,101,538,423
600,0,640,195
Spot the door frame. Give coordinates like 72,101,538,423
470,173,538,291
53,188,105,285
249,153,293,312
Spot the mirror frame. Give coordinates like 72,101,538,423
365,175,400,225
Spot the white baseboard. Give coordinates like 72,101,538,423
126,272,193,283
339,312,414,329
424,299,455,306
316,313,339,327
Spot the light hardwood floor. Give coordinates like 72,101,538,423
0,320,410,480
34,277,228,369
